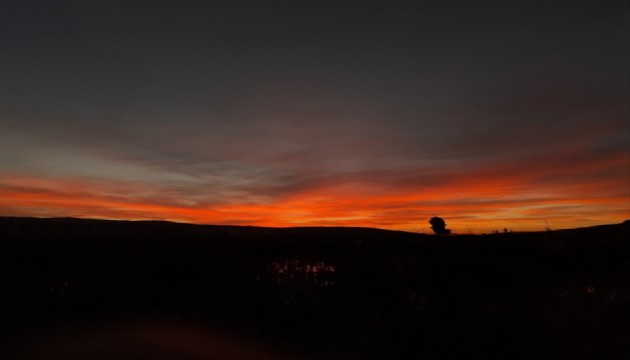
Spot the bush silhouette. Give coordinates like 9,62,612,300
429,216,451,235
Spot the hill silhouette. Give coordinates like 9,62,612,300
1,217,629,360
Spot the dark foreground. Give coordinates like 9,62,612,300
1,217,629,359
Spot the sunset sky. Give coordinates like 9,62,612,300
1,1,628,233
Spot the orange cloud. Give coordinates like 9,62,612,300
1,147,628,233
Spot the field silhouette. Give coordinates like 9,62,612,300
1,217,629,359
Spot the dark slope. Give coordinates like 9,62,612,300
0,216,415,239
1,217,629,360
2,215,628,247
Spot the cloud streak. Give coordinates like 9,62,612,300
0,1,627,232
1,140,627,232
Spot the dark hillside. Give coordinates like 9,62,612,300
1,217,629,360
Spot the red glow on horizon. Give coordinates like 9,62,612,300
1,150,628,234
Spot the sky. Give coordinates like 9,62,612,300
0,0,628,233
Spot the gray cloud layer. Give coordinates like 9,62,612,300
0,1,627,228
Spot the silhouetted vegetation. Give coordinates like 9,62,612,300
429,216,451,235
1,217,629,359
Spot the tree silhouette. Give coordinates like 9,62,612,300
429,216,451,235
